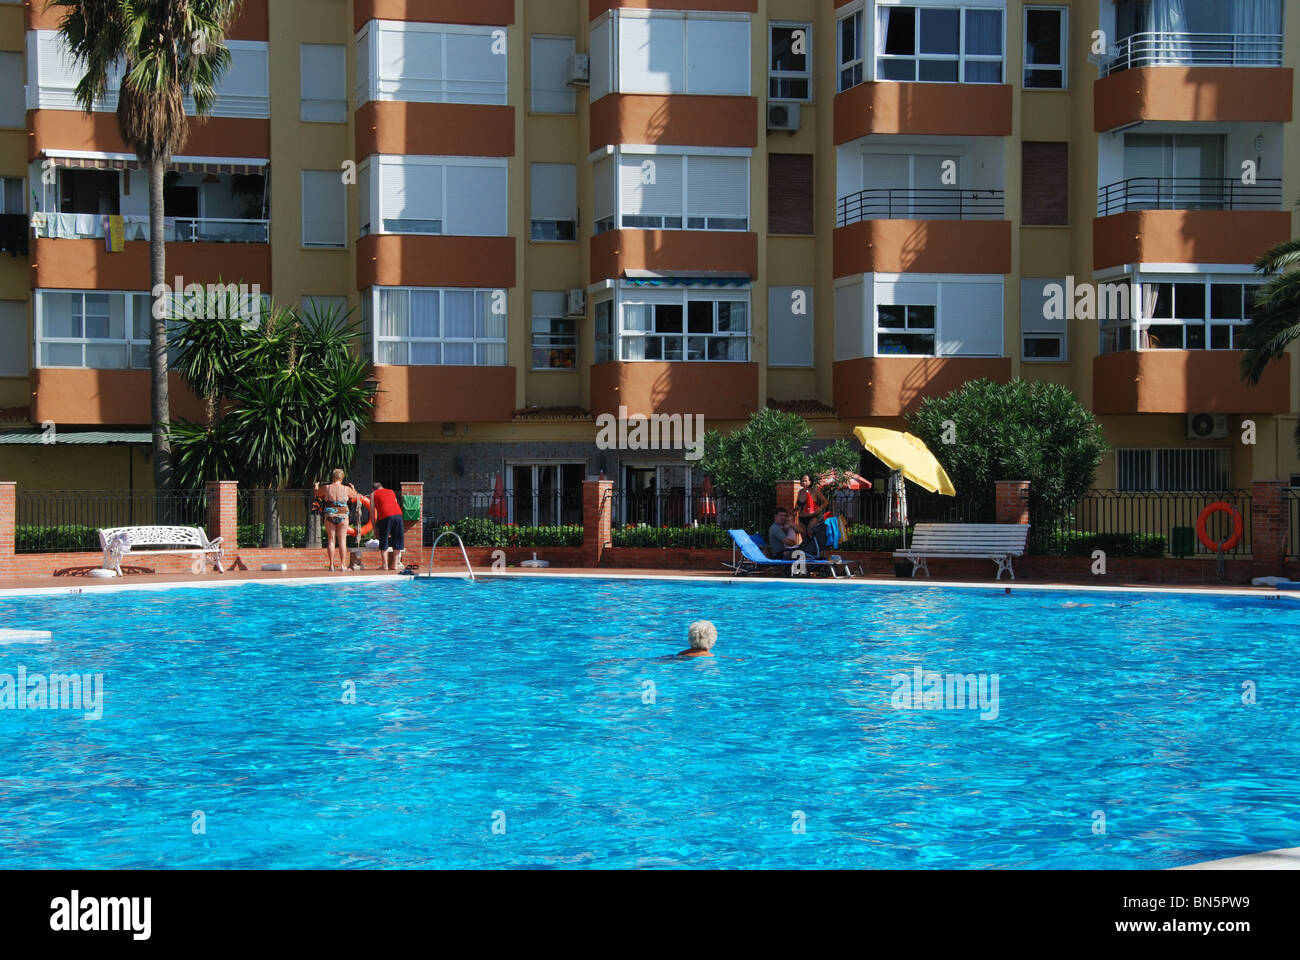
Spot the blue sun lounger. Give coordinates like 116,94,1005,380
724,529,833,576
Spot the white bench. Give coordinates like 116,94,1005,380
895,523,1030,580
99,526,225,576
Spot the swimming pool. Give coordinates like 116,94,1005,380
0,576,1296,869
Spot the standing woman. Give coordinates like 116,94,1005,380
795,473,828,554
315,468,358,572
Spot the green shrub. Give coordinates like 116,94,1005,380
1039,529,1166,558
841,525,908,551
238,524,307,548
610,524,730,549
14,525,101,553
434,519,583,548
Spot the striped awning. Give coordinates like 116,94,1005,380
42,152,267,175
622,269,751,288
0,430,151,445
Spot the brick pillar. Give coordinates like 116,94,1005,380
205,480,238,549
774,480,800,516
1251,480,1287,572
995,480,1030,525
0,482,15,576
400,481,424,566
583,478,613,567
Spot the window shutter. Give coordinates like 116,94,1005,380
768,153,814,234
445,32,505,105
0,53,23,127
1022,142,1069,225
686,155,748,218
531,36,575,113
445,164,507,235
769,286,813,367
0,301,26,377
594,156,615,223
532,291,567,319
302,171,345,246
619,153,683,216
300,44,346,121
591,20,612,99
381,160,443,225
938,281,1003,357
834,282,865,361
1021,278,1066,334
531,163,577,222
620,15,685,93
687,19,750,95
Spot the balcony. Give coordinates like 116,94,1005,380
834,81,1012,143
837,187,1005,225
32,214,269,244
31,370,205,425
1097,177,1282,217
1092,202,1291,272
589,361,758,421
590,230,757,286
31,238,273,291
1092,351,1289,415
1094,64,1292,131
589,94,758,152
833,356,1012,418
1100,32,1283,77
370,365,517,423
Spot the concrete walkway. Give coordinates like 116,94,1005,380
1179,847,1300,870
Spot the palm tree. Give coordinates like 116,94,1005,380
52,0,245,494
1238,237,1300,385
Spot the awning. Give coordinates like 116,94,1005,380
622,269,751,288
41,152,268,175
0,430,152,445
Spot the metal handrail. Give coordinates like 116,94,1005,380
1101,31,1284,76
836,187,1005,227
1096,177,1282,217
425,530,475,581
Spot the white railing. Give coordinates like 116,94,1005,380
1101,32,1283,76
32,214,269,244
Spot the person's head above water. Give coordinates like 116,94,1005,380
687,620,717,651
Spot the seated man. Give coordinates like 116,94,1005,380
767,507,801,560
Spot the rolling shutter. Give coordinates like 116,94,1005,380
768,154,813,234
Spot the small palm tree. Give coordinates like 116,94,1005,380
52,0,245,494
1238,236,1300,386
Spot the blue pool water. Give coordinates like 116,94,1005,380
0,576,1297,869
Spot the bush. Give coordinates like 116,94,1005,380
430,519,583,548
841,525,908,552
238,524,307,548
1038,529,1166,558
14,525,101,553
610,524,730,549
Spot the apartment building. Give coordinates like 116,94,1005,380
0,0,1297,518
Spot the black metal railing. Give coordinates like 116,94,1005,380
13,489,208,553
1285,489,1300,561
830,489,992,552
1097,177,1282,217
837,187,1005,226
422,489,584,547
607,491,767,549
237,487,318,548
1031,489,1253,558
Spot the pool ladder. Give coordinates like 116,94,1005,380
427,530,475,581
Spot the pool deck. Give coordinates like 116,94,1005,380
1178,847,1300,870
0,565,1291,598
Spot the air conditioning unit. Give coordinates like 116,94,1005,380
1187,413,1228,440
566,54,590,86
767,102,800,132
566,288,587,317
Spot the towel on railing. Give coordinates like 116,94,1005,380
74,213,99,237
0,214,28,257
105,215,125,252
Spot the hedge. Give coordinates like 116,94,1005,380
1038,529,1167,558
610,524,731,549
14,525,102,553
238,524,307,548
430,518,583,548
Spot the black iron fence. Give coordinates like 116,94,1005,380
1097,177,1282,217
237,487,319,548
1031,489,1253,558
422,489,583,547
830,489,992,552
13,489,208,553
608,490,768,549
1285,489,1300,561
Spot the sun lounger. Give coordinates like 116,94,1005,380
724,529,833,576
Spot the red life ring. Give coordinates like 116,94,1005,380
1196,502,1243,553
348,494,374,540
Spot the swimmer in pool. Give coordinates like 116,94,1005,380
677,620,717,658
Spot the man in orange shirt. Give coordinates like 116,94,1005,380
370,482,405,571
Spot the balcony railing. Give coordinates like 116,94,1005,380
31,213,270,244
1097,177,1282,217
837,188,1005,227
1100,31,1284,77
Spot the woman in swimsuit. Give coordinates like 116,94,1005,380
315,468,359,572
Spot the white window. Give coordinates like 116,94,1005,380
1,176,25,214
531,35,576,113
617,151,749,231
876,6,1004,84
850,152,964,221
0,52,22,127
613,11,750,96
1117,449,1231,493
594,297,614,363
36,290,152,370
1024,7,1066,89
1101,276,1264,352
530,163,576,241
1021,278,1066,361
372,287,507,366
874,276,1003,357
769,286,813,367
371,156,508,237
0,301,26,376
590,18,612,100
593,156,616,234
531,291,577,369
618,289,749,362
837,9,865,91
359,22,508,106
301,44,347,122
770,23,812,101
302,170,347,248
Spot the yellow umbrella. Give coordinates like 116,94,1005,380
853,426,957,497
